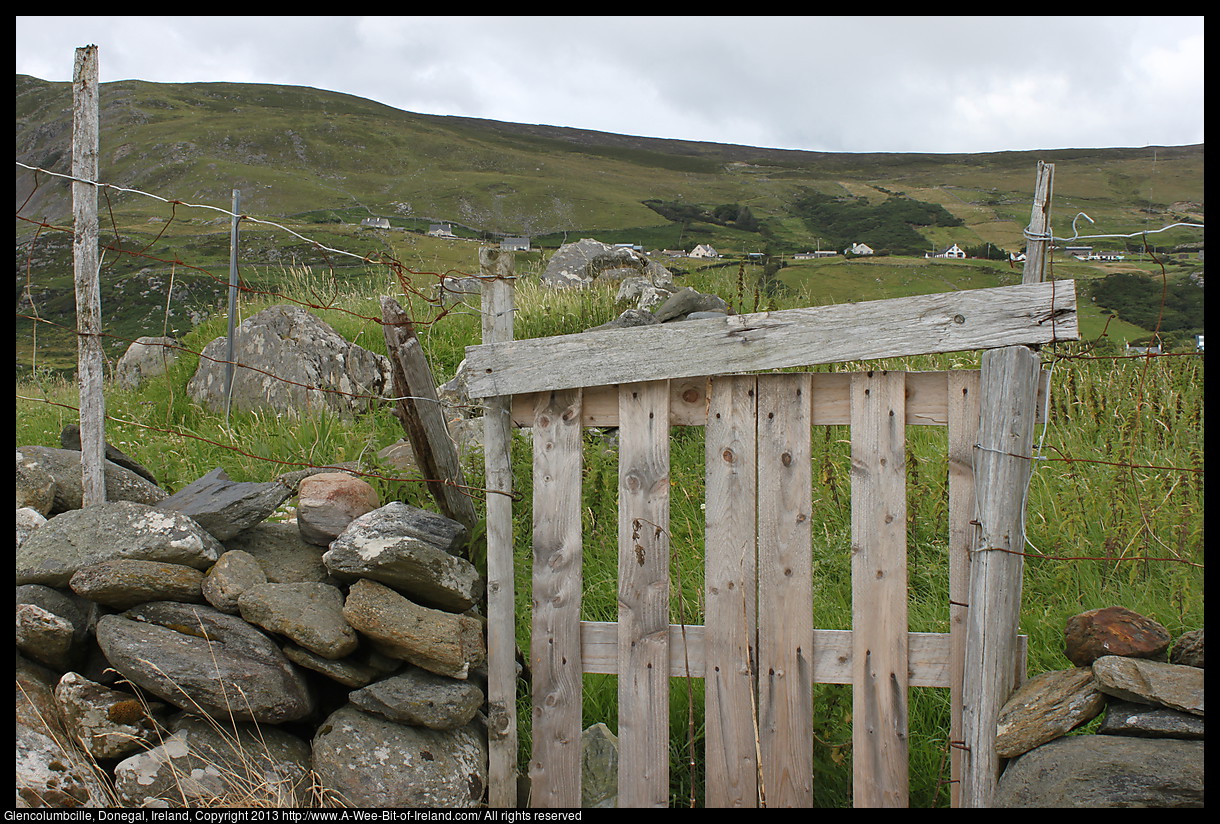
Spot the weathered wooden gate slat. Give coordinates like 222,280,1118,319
756,374,815,806
617,381,672,808
703,375,760,808
850,371,910,807
528,389,584,807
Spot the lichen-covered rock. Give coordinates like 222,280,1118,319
312,705,487,807
16,501,222,587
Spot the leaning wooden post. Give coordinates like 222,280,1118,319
480,247,518,808
72,44,105,507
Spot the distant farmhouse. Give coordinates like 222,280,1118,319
360,217,390,229
846,242,875,256
500,237,530,251
428,223,456,238
793,251,837,259
926,243,966,259
689,244,719,259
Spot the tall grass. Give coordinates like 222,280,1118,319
15,262,1204,808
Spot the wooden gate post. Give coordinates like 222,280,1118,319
959,344,1041,806
480,248,518,807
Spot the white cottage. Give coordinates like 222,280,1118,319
689,244,719,259
846,242,874,256
926,244,966,259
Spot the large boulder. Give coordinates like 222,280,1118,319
540,238,674,289
187,305,391,417
16,446,166,515
156,467,293,541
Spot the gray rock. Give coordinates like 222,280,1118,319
349,667,484,729
16,506,47,547
652,286,729,322
995,668,1108,758
1098,699,1206,739
187,305,391,417
325,502,479,612
16,654,111,808
1092,655,1204,716
222,521,332,584
16,501,222,587
15,603,78,671
114,335,180,391
113,714,311,808
342,578,485,679
15,584,97,647
16,451,56,514
16,445,167,515
584,308,662,333
582,722,620,808
95,602,314,724
202,549,268,613
238,582,358,660
540,238,673,290
282,644,383,688
312,705,487,807
995,734,1204,807
69,558,206,610
1170,629,1203,668
53,672,167,760
156,467,293,541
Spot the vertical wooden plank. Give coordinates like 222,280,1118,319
960,346,1041,808
947,370,980,807
72,44,105,507
480,248,517,808
850,371,909,808
528,389,584,807
703,376,759,808
756,373,813,807
618,380,671,808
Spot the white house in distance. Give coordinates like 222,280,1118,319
428,223,456,238
500,237,530,251
793,250,837,260
927,243,966,259
689,244,719,259
845,242,874,256
360,217,390,229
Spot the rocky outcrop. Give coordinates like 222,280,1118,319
14,457,491,809
540,238,674,290
115,335,180,391
995,608,1204,808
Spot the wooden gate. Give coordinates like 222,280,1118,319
467,252,1075,807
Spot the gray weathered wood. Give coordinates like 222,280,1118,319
528,388,584,807
617,381,671,808
703,375,759,807
960,345,1042,807
381,296,478,530
465,281,1077,398
850,371,909,807
1022,162,1055,285
947,370,980,807
72,44,104,507
479,248,518,808
756,374,813,807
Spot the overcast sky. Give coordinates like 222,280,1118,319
15,16,1204,155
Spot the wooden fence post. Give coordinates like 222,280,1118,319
480,247,519,808
72,44,105,506
959,345,1041,806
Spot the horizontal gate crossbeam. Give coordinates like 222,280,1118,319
466,280,1076,398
